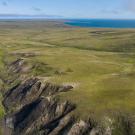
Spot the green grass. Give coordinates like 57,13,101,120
1,21,135,120
0,50,5,120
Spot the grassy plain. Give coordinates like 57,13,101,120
0,20,135,120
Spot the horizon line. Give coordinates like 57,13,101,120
0,14,135,20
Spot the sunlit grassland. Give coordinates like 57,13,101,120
0,49,5,119
1,21,135,119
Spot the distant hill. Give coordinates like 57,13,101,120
0,14,63,19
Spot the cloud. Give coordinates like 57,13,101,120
100,9,120,15
126,0,135,12
32,7,42,12
2,1,8,6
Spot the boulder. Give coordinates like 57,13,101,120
67,120,91,135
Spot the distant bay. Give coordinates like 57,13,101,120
65,19,135,28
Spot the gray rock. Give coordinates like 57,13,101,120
48,114,74,135
6,97,75,135
2,77,75,135
3,78,40,111
67,120,91,135
89,128,103,135
41,82,73,96
3,78,73,112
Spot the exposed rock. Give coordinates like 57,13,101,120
41,82,73,96
5,97,75,135
11,52,38,58
3,78,73,112
90,128,103,135
8,58,33,74
67,120,91,135
2,77,107,135
48,114,74,135
3,78,40,111
9,58,25,73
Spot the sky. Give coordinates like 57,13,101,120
0,0,135,19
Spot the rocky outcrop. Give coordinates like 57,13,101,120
11,52,38,58
67,120,91,135
3,78,40,111
48,114,74,135
40,82,73,97
8,58,33,74
2,78,78,135
5,98,75,135
3,77,129,135
3,78,73,112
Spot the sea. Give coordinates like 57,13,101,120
1,18,135,29
65,19,135,28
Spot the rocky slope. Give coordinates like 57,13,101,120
1,58,134,135
2,77,105,135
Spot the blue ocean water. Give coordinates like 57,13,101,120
65,19,135,28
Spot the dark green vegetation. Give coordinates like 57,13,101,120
1,20,135,123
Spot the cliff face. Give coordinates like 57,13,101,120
2,78,104,135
